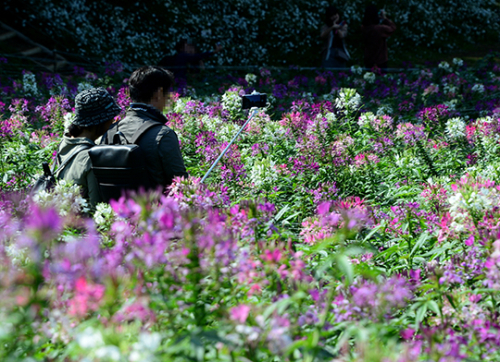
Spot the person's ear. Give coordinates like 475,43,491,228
155,87,164,100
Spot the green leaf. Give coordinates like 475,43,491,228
426,300,441,315
273,204,290,221
410,232,430,257
415,304,427,329
263,298,292,320
336,254,354,284
362,223,385,243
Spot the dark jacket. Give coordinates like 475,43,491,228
55,137,101,207
362,19,396,68
101,103,188,188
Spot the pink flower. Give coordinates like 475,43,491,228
264,249,282,263
230,304,251,323
68,277,105,317
317,201,331,215
465,235,475,246
248,284,262,296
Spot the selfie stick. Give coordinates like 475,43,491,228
200,108,259,184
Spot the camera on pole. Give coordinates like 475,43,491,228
200,91,268,184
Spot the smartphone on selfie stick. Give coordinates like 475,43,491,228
200,92,268,184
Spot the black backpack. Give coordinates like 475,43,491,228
31,144,91,196
88,121,161,203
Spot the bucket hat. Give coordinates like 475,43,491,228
72,87,121,127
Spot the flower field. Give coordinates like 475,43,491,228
2,56,500,361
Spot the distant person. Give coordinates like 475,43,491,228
56,88,121,208
320,5,349,68
158,38,222,80
362,5,396,70
101,66,188,188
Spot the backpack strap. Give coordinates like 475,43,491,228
102,125,122,145
53,144,92,177
130,121,162,144
100,121,162,145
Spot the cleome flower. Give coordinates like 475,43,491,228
445,117,466,139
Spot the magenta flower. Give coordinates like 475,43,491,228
401,328,415,340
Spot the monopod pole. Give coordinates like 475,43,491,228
200,108,258,184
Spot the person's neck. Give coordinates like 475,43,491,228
131,101,163,113
73,129,97,141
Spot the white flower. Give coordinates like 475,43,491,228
358,112,375,127
250,157,278,187
443,83,457,95
5,243,29,266
76,327,105,349
23,73,39,97
445,117,466,139
443,99,458,111
452,58,463,67
324,112,336,123
471,84,485,93
130,333,162,362
94,346,121,361
351,65,363,75
335,88,362,111
221,89,243,117
245,73,257,85
363,72,376,84
33,179,89,215
376,105,393,116
438,61,451,71
77,82,94,93
93,203,115,228
64,112,76,129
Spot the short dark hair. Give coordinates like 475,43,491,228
65,120,112,138
128,66,174,103
65,123,83,137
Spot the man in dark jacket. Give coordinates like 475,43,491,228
101,66,188,188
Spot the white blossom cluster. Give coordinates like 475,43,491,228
453,58,464,67
249,157,278,188
335,88,362,112
23,73,39,97
445,117,466,139
351,65,363,75
75,327,162,361
245,73,257,85
358,112,376,127
363,72,376,84
221,89,243,118
377,105,393,116
438,61,451,72
77,82,94,93
471,84,485,93
63,112,76,130
448,187,497,233
93,203,116,231
33,179,90,216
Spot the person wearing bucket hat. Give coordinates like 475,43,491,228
55,87,121,208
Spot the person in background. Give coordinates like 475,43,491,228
101,66,188,188
362,4,397,70
158,38,222,80
320,5,349,68
56,88,121,208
